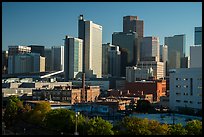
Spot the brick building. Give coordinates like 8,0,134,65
125,80,166,102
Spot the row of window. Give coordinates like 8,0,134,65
175,100,201,104
176,78,202,81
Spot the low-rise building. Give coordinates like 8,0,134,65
169,68,202,112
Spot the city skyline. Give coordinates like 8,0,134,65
2,2,202,56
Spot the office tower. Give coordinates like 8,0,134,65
28,45,45,57
169,68,202,112
141,36,160,62
8,53,45,74
51,46,64,71
190,46,202,68
2,51,8,74
123,16,144,37
8,45,31,56
160,45,168,77
44,48,52,71
112,32,139,65
194,27,202,45
64,36,83,81
102,43,121,77
78,15,102,78
120,48,128,77
102,44,109,77
164,34,186,69
123,15,144,62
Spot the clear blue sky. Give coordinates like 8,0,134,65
2,2,202,56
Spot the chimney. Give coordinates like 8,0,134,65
81,73,86,102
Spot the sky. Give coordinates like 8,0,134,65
2,2,202,56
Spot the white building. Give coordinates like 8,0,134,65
137,61,164,79
169,68,202,112
78,15,102,78
190,46,202,68
64,36,83,81
126,66,153,82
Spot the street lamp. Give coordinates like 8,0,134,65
74,112,80,135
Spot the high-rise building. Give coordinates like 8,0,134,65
51,46,64,71
64,36,83,81
28,45,45,57
123,16,144,38
102,43,121,77
78,15,102,78
194,27,202,45
169,68,202,112
44,48,52,71
190,46,202,68
160,45,168,77
123,15,144,64
8,45,31,56
141,36,160,62
112,32,139,65
2,51,8,74
164,34,186,69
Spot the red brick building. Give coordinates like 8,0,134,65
125,80,166,102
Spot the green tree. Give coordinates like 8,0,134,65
136,100,155,113
87,117,114,135
114,116,151,135
185,120,202,135
3,96,23,127
27,101,51,125
44,109,75,133
148,120,169,135
168,124,187,135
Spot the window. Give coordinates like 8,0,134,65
183,93,188,95
197,102,202,104
189,101,193,104
176,78,181,80
176,100,181,103
176,85,181,88
184,100,188,103
183,85,188,88
183,78,188,81
198,86,202,89
176,93,181,95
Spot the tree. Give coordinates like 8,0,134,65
136,100,155,113
27,101,51,125
185,120,202,135
148,120,169,135
114,116,151,135
87,117,114,135
167,124,187,135
44,109,76,133
3,96,23,127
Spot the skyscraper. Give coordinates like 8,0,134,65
123,15,144,62
190,46,202,68
141,36,160,62
194,27,202,45
44,48,52,71
160,45,168,77
51,46,64,71
78,15,102,78
102,43,121,77
112,32,139,65
2,51,8,74
164,34,186,69
64,36,83,81
123,16,144,38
